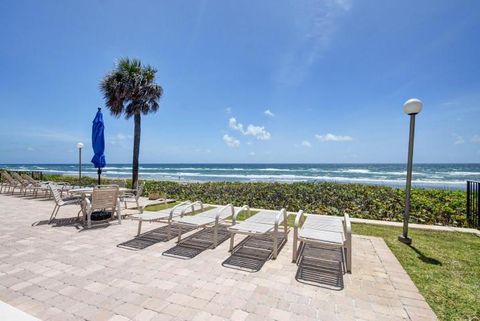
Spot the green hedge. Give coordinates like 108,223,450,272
40,174,468,227
143,181,468,227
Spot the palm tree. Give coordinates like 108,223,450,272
100,58,163,188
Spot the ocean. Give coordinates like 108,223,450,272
1,163,479,190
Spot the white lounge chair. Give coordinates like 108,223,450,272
228,207,289,259
292,212,352,273
173,204,235,248
130,200,201,237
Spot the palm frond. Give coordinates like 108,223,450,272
99,57,163,118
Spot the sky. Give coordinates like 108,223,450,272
0,0,479,164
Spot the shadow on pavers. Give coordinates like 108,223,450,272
162,225,230,259
295,244,345,290
32,217,82,229
118,225,196,251
222,233,288,273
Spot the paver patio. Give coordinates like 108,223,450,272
0,194,437,321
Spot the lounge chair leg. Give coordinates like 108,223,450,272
167,222,171,240
341,246,349,273
87,214,92,229
177,225,182,243
292,229,298,263
346,245,352,273
49,205,58,224
137,220,143,236
272,231,278,260
213,225,218,248
229,233,235,252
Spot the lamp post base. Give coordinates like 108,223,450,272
398,235,412,245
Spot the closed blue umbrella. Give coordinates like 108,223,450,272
91,108,106,184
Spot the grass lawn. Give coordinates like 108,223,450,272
144,201,215,215
144,201,179,211
142,202,479,320
353,223,480,321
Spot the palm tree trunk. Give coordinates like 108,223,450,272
132,113,141,189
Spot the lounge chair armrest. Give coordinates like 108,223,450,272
181,200,202,217
170,200,192,218
275,209,286,230
343,213,351,237
216,204,234,220
294,210,304,228
140,198,169,213
232,205,250,225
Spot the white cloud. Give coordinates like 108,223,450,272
223,134,240,148
27,147,35,151
454,134,465,145
229,117,244,132
249,151,255,156
315,133,353,142
225,107,232,114
264,109,275,117
301,140,311,147
471,135,480,143
110,133,132,146
229,117,271,140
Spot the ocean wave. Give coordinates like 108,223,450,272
338,169,371,174
446,171,480,176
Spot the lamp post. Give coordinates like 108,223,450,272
398,98,423,245
76,142,84,186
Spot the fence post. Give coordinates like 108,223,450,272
477,182,480,228
467,181,471,226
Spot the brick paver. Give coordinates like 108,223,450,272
0,194,437,320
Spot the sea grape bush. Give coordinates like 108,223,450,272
42,175,468,227
142,181,468,227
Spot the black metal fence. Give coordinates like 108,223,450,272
467,180,480,229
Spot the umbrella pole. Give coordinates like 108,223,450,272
97,168,101,185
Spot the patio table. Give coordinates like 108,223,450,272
69,187,134,196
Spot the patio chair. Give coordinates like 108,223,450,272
292,212,352,273
173,204,235,248
120,182,144,209
48,183,83,224
11,172,41,196
1,171,23,194
130,200,201,237
83,185,122,229
0,171,12,193
228,207,289,259
21,174,50,198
